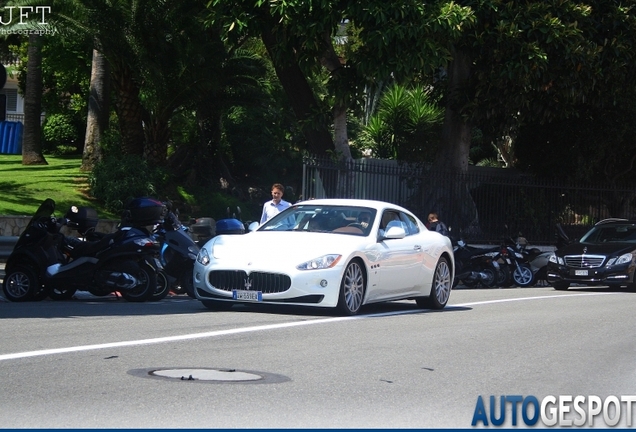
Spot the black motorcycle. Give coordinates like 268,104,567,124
452,238,500,288
2,199,161,302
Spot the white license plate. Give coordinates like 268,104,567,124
574,269,588,276
232,290,262,301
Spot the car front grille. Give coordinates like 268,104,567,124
208,270,291,293
564,255,605,268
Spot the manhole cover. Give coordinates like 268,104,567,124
129,368,291,384
152,368,261,382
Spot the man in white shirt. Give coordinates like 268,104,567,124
260,183,291,224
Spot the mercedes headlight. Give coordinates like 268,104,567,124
548,253,564,265
611,253,633,266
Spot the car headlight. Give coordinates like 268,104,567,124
614,253,633,265
297,254,341,270
548,253,564,265
197,247,210,266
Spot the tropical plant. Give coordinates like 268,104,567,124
360,84,443,162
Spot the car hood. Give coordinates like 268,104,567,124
203,231,372,266
557,242,636,257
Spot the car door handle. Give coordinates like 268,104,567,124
414,245,421,251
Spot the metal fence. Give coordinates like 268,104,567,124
302,156,636,245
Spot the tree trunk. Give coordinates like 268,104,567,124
22,34,46,165
111,61,145,157
260,19,334,157
81,48,110,171
143,115,170,167
420,47,479,235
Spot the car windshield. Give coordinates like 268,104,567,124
579,223,636,244
259,205,377,236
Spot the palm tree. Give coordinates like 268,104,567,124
81,47,110,171
21,34,46,165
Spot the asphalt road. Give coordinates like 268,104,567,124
1,282,635,428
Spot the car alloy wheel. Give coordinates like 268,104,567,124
336,260,365,316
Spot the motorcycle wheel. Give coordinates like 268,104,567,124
480,266,498,288
120,261,157,302
513,264,534,287
48,286,77,300
497,265,513,288
151,270,171,301
2,265,40,302
462,279,478,288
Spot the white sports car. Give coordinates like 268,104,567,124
193,199,454,315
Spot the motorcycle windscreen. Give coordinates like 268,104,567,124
14,198,56,249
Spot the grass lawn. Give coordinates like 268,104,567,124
0,154,116,218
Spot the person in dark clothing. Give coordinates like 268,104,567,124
427,212,449,236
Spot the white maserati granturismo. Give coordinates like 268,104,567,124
193,199,454,315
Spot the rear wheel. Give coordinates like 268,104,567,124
497,265,513,287
480,265,498,288
120,261,157,302
151,270,170,301
2,265,40,302
335,260,365,316
416,257,451,309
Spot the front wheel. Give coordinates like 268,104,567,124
512,264,534,287
335,260,365,316
120,261,157,302
416,257,451,309
2,265,41,302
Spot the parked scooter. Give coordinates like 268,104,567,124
452,238,500,288
153,202,199,298
2,199,161,302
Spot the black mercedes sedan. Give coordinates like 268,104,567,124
547,219,636,290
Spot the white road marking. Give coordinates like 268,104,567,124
0,291,618,361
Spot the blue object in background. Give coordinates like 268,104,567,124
0,121,23,154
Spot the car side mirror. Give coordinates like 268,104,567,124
381,226,406,240
247,221,259,232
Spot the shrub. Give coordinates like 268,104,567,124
42,113,79,154
89,155,169,214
